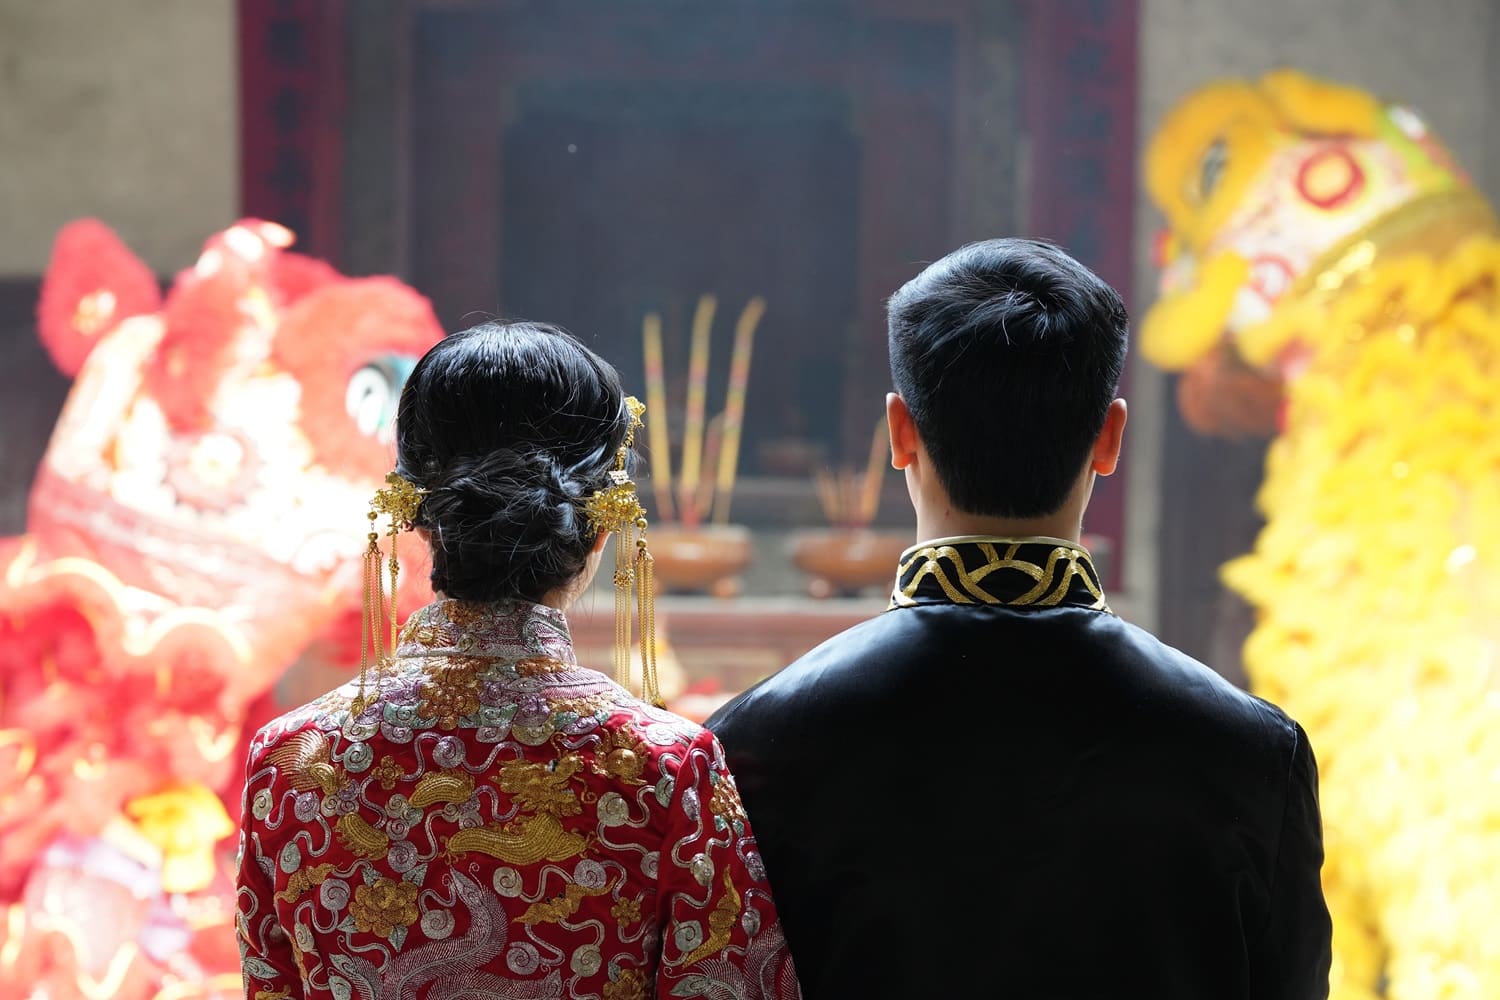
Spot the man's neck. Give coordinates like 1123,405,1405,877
913,507,1083,546
902,460,1095,548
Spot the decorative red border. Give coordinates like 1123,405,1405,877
1024,0,1139,588
237,0,345,261
1024,0,1139,303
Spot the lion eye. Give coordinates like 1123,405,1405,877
1197,139,1228,202
345,356,414,440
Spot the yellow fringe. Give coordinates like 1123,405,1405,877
1229,236,1500,1000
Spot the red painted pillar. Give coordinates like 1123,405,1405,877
238,0,346,262
1023,0,1139,588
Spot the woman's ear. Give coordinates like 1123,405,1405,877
591,530,612,555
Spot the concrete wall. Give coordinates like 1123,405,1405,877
0,0,237,276
1124,0,1500,632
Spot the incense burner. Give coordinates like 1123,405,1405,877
647,523,754,599
789,527,913,599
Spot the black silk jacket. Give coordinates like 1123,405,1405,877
707,537,1332,1000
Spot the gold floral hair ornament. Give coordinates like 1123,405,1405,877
583,396,663,707
353,471,426,714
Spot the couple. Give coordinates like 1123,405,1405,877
236,239,1332,999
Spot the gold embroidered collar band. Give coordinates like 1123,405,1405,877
889,535,1112,613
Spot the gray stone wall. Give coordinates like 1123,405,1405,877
0,0,237,275
1126,0,1500,633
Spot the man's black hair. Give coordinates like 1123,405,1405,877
886,237,1129,518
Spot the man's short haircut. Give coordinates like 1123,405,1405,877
886,237,1129,518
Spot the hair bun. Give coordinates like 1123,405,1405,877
392,320,632,603
418,448,595,600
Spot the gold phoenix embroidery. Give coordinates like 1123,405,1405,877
335,813,390,861
409,770,475,809
448,755,592,863
266,731,340,794
445,813,589,866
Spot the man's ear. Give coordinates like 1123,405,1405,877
886,393,919,470
1091,398,1128,475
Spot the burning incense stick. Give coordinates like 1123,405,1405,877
641,310,675,522
814,467,842,526
814,467,862,529
677,295,716,518
695,413,725,526
712,296,765,525
813,415,890,528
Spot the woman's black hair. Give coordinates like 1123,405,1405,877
393,320,631,603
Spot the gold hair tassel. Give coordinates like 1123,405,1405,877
635,516,662,708
353,473,426,715
584,397,662,706
613,521,635,694
353,513,383,716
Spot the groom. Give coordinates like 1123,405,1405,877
707,238,1332,999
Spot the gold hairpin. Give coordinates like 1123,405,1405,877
353,472,426,714
583,397,662,707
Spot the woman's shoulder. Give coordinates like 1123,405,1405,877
585,689,717,777
243,663,712,767
246,692,348,760
605,693,707,742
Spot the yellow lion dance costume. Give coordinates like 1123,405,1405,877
1142,69,1500,1000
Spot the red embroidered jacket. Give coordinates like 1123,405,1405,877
236,598,801,1000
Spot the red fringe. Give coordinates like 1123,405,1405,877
272,277,444,480
35,219,162,376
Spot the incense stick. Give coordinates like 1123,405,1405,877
712,296,765,525
641,310,675,523
697,413,725,525
677,295,716,521
810,415,891,529
858,416,888,526
814,467,841,526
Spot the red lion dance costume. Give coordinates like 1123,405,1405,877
0,219,441,999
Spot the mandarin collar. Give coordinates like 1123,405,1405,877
889,535,1112,613
395,598,579,662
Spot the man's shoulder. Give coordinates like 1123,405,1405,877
1103,615,1304,764
710,604,1299,758
706,610,903,733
